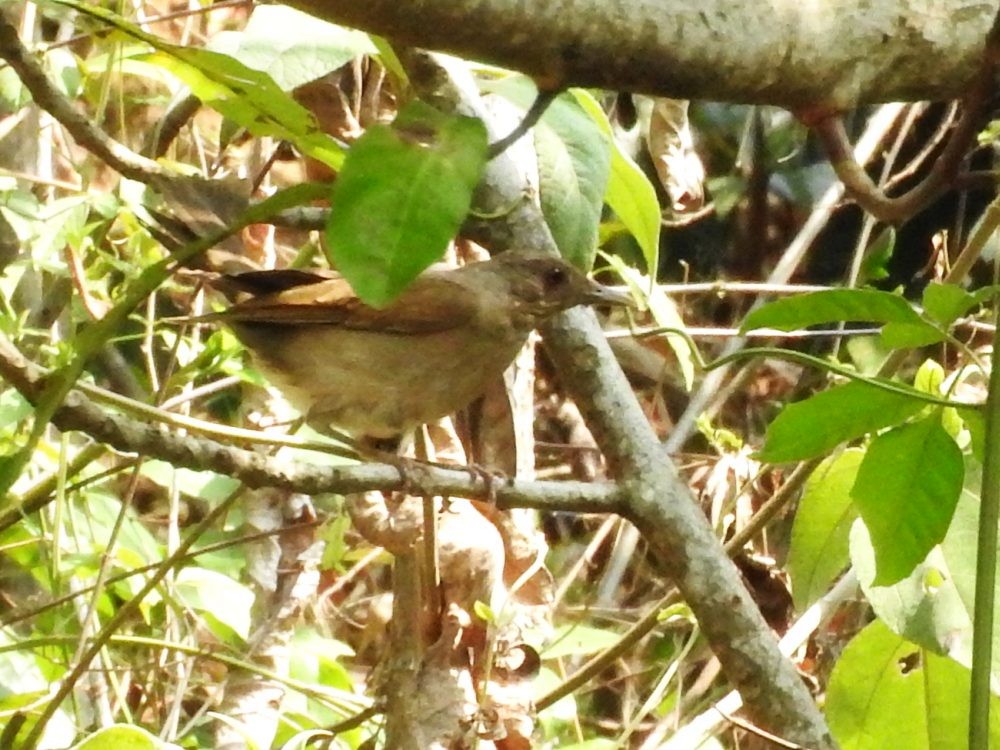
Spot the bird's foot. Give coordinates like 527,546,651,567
462,464,508,505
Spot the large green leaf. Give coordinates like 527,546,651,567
851,414,964,585
921,282,978,327
534,101,610,270
852,522,973,667
826,619,1000,750
939,461,1000,680
173,567,254,641
757,380,924,463
487,77,610,270
571,90,661,274
787,449,862,610
208,5,376,91
325,101,488,306
741,289,941,348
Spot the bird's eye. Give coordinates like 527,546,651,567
543,266,568,290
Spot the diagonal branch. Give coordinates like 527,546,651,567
400,49,837,749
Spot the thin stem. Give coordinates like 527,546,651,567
969,280,1000,747
19,488,245,749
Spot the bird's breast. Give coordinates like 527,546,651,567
232,321,530,438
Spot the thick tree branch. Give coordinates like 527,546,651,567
807,8,1000,223
287,0,998,109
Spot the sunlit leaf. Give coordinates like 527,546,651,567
487,77,610,270
55,0,344,170
208,5,376,91
851,414,963,585
572,90,661,274
325,101,488,306
788,449,863,610
741,289,930,333
758,380,924,462
827,619,1000,750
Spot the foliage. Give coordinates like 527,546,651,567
0,1,997,749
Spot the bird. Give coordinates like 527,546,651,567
194,252,632,442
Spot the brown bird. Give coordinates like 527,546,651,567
199,252,632,441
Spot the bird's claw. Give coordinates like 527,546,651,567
464,464,507,504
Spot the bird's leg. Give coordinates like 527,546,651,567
358,434,424,494
356,429,509,504
462,464,507,505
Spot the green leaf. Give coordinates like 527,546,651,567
0,63,30,111
879,320,945,348
173,568,254,641
542,624,620,659
859,226,894,283
142,50,343,169
912,358,945,396
757,380,924,462
55,0,344,170
851,414,964,586
571,90,660,274
207,5,376,91
534,100,610,270
940,461,1000,679
787,449,863,610
922,282,978,327
826,619,1000,750
325,101,488,306
849,460,1000,689
473,600,496,623
963,407,986,463
70,725,181,750
140,460,240,504
0,390,32,430
488,77,610,270
289,627,354,693
851,521,973,667
741,289,929,333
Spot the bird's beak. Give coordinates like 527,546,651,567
584,280,636,308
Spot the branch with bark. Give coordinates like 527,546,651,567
287,0,998,108
400,50,837,748
0,331,623,532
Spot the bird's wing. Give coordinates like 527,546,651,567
222,273,479,334
220,268,340,296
